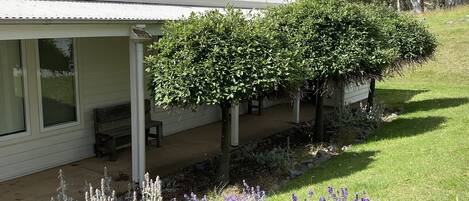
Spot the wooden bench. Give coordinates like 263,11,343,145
94,100,162,161
248,97,264,115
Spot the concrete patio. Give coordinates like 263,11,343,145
0,103,314,201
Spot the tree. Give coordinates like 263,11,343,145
145,8,293,183
262,0,398,141
366,5,437,109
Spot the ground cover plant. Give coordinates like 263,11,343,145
269,5,469,201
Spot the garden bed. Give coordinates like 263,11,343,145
154,105,388,200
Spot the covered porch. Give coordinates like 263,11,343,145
0,102,314,201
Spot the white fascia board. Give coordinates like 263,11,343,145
0,24,163,40
0,24,135,40
97,0,284,8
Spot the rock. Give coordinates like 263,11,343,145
302,158,315,164
316,150,332,163
289,169,303,178
383,113,399,122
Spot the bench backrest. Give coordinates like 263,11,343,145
94,100,152,134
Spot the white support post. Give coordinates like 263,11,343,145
230,104,239,146
293,89,301,124
129,26,148,183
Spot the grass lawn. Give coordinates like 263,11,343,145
270,6,469,201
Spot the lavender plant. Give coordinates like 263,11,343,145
53,169,372,201
51,169,75,201
291,186,371,201
84,179,116,201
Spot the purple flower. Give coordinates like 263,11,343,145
308,189,314,197
341,188,348,199
292,193,298,201
327,186,333,195
318,196,326,201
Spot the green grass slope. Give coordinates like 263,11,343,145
271,6,469,201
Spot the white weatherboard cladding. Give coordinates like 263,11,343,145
324,81,370,107
0,37,284,181
344,82,370,105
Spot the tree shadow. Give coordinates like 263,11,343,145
277,116,446,194
277,151,378,193
375,88,429,106
368,116,447,142
376,89,468,114
402,98,469,113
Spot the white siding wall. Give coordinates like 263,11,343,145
151,106,221,136
344,81,370,105
0,37,285,181
0,37,131,181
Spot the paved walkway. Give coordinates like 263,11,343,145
0,103,314,201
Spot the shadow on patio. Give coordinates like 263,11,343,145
0,103,315,201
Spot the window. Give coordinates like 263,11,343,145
38,38,78,128
0,40,26,136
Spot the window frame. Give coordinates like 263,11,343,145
36,38,81,133
0,40,31,141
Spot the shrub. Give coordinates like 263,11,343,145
325,104,384,144
326,104,384,131
248,147,293,173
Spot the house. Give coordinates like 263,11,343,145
0,0,369,184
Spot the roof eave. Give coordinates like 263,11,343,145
0,19,166,25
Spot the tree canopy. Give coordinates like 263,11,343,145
145,8,294,109
378,7,437,67
262,0,399,85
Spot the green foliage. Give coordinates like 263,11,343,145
249,147,293,173
325,104,384,132
262,0,399,84
355,5,437,72
145,8,294,109
383,11,437,65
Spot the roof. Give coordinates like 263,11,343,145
0,0,269,24
99,0,284,8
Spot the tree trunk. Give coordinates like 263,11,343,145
410,0,423,13
218,103,231,184
397,0,401,12
421,0,425,12
367,79,376,112
314,80,325,142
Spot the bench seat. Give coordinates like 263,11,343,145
94,100,163,161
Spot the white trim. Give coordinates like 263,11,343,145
130,39,147,183
292,89,301,124
0,40,32,141
101,0,283,8
0,24,132,40
0,24,164,40
35,38,81,133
